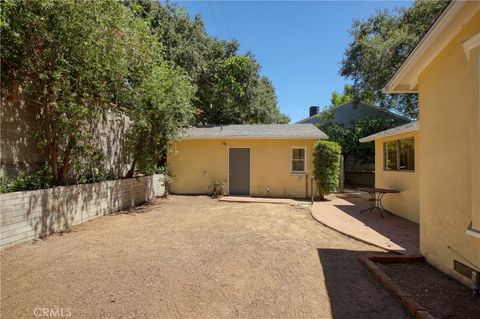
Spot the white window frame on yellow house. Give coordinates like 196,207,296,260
291,147,307,175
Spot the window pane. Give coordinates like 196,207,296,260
399,138,415,171
292,160,305,172
292,148,305,160
384,141,398,170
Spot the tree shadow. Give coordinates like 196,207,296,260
19,176,157,241
0,98,46,173
317,248,411,319
1,98,130,178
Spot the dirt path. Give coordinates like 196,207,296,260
1,196,410,318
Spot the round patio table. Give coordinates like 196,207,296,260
358,187,400,218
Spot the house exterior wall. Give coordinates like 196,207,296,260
417,11,480,287
374,131,420,223
167,138,318,198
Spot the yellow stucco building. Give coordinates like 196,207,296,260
362,1,480,288
167,124,327,198
360,122,420,223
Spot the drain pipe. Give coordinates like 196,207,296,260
310,176,314,204
305,174,308,199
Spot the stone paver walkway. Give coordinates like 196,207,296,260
311,194,419,255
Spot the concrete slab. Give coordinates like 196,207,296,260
218,196,310,206
311,194,419,255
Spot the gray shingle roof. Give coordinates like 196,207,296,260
296,101,410,127
182,124,328,139
359,121,419,143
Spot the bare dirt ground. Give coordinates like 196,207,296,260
1,195,410,319
379,262,480,318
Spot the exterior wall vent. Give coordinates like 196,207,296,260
454,260,480,295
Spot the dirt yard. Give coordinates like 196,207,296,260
379,262,480,318
1,196,410,319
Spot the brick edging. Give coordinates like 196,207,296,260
358,255,435,319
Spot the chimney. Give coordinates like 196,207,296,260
309,106,320,117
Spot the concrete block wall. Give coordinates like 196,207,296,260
0,174,164,249
1,97,131,176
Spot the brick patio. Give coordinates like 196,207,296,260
311,194,419,255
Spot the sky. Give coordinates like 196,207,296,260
177,1,413,122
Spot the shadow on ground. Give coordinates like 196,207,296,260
317,248,411,319
314,194,419,254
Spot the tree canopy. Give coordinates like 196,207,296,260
1,0,163,184
1,0,289,186
131,0,289,126
317,110,396,163
340,0,449,118
331,85,353,107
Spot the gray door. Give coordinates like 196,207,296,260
229,148,250,195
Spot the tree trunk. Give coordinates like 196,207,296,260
126,156,137,178
319,192,326,201
46,99,60,185
58,138,75,185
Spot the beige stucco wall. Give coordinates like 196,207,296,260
417,10,480,287
472,48,480,233
0,97,130,177
167,138,318,198
374,131,420,223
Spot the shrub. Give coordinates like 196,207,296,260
156,166,173,198
313,140,341,200
0,166,53,193
209,178,226,199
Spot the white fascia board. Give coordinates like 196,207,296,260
384,1,470,93
180,136,328,140
359,122,419,143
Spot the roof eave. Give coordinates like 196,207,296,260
384,0,471,94
359,122,419,143
181,135,328,140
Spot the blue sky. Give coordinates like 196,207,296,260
177,1,413,122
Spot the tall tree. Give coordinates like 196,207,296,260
340,0,449,118
130,0,289,125
317,110,395,163
124,64,196,177
252,77,290,124
1,0,160,184
331,85,353,107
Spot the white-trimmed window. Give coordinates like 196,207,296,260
292,147,306,173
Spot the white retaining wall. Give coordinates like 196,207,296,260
0,174,165,249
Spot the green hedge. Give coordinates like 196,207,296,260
313,140,341,200
0,166,52,194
